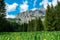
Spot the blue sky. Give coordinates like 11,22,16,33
4,0,59,18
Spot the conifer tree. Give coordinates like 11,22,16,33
45,4,55,31
27,17,44,31
0,0,6,31
37,17,44,31
0,0,6,18
45,1,60,31
54,1,60,30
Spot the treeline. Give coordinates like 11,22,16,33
0,17,44,32
21,17,44,32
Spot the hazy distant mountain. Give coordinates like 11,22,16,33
16,8,45,23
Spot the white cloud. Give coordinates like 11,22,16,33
31,8,37,11
52,0,60,7
39,0,60,9
6,14,15,18
52,0,57,7
6,3,18,12
58,0,60,2
20,1,28,12
5,3,18,18
39,0,48,9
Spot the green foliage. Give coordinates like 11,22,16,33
45,2,60,31
0,0,6,17
36,17,44,31
20,23,28,32
45,4,55,31
27,17,44,32
27,19,37,32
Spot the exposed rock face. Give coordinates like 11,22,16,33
16,8,45,23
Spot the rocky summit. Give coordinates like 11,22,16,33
16,8,45,23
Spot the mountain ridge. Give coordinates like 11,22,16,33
16,7,45,23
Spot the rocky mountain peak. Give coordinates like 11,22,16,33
16,8,45,23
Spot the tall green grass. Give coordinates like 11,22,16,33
0,31,60,40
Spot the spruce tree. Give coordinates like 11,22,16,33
27,20,36,32
45,4,55,31
54,1,60,30
0,0,6,31
0,0,16,31
45,1,60,31
0,0,6,17
37,17,44,31
27,17,44,31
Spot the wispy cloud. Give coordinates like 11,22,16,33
30,0,37,11
20,1,29,12
33,0,37,7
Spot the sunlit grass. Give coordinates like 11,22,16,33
0,31,60,40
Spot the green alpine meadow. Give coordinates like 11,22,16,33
0,32,60,40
